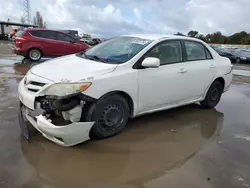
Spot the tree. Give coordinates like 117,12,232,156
178,29,250,44
226,31,248,44
198,34,206,42
20,16,25,24
241,35,250,45
175,32,185,36
205,34,212,43
209,32,226,44
33,11,47,28
187,30,199,38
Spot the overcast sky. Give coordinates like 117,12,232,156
0,0,249,37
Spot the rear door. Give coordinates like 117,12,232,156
54,32,84,55
30,30,61,56
181,40,216,99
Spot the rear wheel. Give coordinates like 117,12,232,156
84,94,129,139
28,48,42,61
236,58,241,64
200,80,223,109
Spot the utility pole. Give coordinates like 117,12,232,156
21,0,31,24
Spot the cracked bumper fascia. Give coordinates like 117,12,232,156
25,111,95,147
19,77,96,146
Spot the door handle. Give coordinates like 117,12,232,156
210,64,216,68
179,68,187,74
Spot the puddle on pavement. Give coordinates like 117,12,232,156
0,66,15,74
1,74,250,187
17,104,223,188
0,57,23,66
0,57,43,75
233,69,250,77
0,78,225,187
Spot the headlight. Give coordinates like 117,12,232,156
44,82,91,97
241,57,247,60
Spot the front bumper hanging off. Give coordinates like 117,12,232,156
18,74,96,146
19,104,95,147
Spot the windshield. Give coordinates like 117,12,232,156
213,47,229,53
79,37,152,64
233,49,250,56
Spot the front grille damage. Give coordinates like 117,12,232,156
35,93,97,125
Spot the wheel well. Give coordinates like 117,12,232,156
100,91,134,118
215,77,225,90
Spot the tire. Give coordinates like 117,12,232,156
236,58,241,64
200,80,223,109
28,48,42,61
84,94,129,139
18,103,39,140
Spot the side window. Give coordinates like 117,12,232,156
55,32,73,42
39,31,56,40
184,41,206,61
29,31,41,37
206,49,212,59
146,41,182,65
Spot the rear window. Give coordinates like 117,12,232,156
15,30,24,37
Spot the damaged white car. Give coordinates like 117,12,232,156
18,34,233,147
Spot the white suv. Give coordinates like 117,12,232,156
18,34,233,146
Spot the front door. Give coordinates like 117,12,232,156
138,40,188,112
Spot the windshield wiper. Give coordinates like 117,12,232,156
87,55,108,63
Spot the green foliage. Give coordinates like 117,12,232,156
241,35,250,45
198,34,206,41
186,30,250,44
175,32,185,36
187,30,199,37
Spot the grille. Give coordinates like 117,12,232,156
25,80,47,93
29,81,46,87
28,88,39,92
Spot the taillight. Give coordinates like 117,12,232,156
16,41,22,44
15,37,25,47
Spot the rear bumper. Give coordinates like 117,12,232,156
12,47,27,56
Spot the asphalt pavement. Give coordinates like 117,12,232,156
0,56,250,187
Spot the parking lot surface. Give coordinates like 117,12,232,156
1,54,250,187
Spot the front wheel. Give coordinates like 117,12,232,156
200,80,223,109
84,94,130,139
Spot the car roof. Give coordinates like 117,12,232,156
123,34,202,41
23,28,64,33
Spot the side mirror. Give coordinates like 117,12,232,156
70,40,76,44
142,57,160,68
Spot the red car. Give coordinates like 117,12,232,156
13,29,89,61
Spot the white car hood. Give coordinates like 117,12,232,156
30,55,118,82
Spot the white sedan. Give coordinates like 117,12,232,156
18,34,233,146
